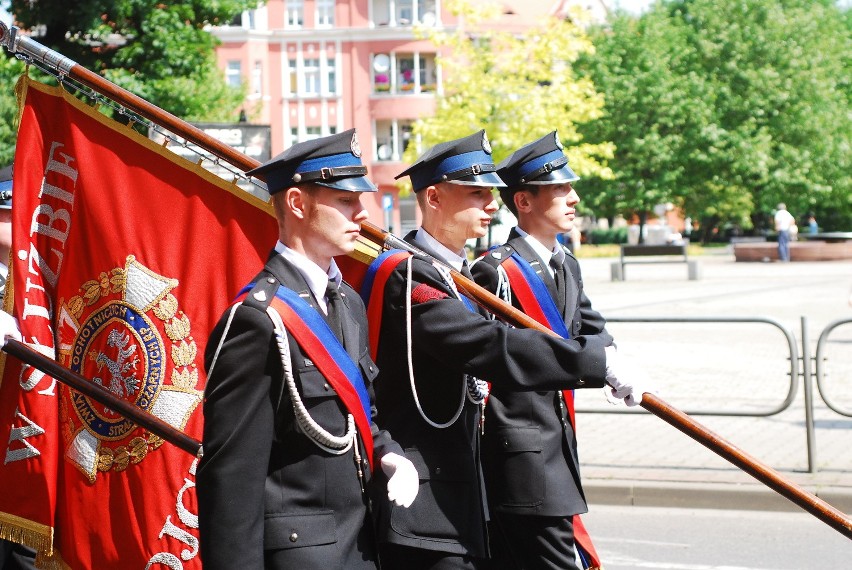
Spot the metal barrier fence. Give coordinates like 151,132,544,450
575,315,852,474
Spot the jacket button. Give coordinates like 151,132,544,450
323,383,330,391
503,438,509,447
289,533,298,542
435,467,442,475
267,277,276,284
576,379,586,386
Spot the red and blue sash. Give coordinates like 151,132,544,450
500,253,570,339
360,249,412,359
500,252,576,422
360,248,478,359
498,251,602,569
235,284,375,470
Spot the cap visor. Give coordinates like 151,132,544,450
447,171,506,188
316,176,378,192
524,166,580,185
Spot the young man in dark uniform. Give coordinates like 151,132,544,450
471,131,648,569
197,130,418,570
367,130,640,570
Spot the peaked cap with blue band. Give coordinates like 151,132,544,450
0,164,12,210
246,129,377,194
496,131,580,190
395,130,506,192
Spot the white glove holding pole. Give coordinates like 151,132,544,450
0,311,22,347
381,452,419,508
604,345,652,407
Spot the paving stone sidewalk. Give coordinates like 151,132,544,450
571,251,852,514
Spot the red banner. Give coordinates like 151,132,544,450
0,77,278,569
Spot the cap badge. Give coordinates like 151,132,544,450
554,132,564,150
482,132,492,155
351,132,362,158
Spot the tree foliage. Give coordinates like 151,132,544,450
402,0,615,196
579,0,851,237
0,54,26,165
3,0,255,121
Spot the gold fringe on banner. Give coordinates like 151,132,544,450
0,511,52,556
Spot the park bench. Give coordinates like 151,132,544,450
611,244,700,281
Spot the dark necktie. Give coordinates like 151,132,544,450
460,260,473,280
325,281,346,343
550,254,564,297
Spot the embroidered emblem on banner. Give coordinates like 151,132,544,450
56,256,202,482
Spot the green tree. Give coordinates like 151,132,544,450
403,1,614,193
579,0,851,240
4,0,255,121
577,8,710,236
0,54,25,164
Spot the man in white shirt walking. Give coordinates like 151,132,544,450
774,203,796,262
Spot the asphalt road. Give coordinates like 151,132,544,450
583,504,852,569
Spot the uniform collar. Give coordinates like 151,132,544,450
274,240,342,311
514,226,563,274
415,227,467,272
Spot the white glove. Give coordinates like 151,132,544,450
381,452,419,508
604,345,652,407
0,311,22,347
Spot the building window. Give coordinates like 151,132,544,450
305,127,322,141
372,53,435,94
251,61,262,96
418,0,437,25
398,55,416,91
375,119,415,162
399,194,419,235
418,55,436,92
286,0,304,28
226,60,242,88
303,58,321,95
372,54,391,93
317,0,335,27
370,0,439,27
397,0,413,24
324,58,337,95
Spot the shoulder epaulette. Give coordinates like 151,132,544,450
241,274,280,311
478,244,515,267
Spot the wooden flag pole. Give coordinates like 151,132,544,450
3,22,850,539
2,340,202,456
357,223,852,540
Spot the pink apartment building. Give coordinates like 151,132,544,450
211,0,608,231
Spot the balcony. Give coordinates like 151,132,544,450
371,0,439,27
371,53,438,96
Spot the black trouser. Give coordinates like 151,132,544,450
0,539,37,570
486,513,580,570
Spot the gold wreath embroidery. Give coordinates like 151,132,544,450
63,260,199,476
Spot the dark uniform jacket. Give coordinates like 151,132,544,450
371,231,609,559
197,252,401,570
470,229,613,517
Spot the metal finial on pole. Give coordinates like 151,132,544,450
0,23,75,74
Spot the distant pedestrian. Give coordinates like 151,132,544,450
807,214,819,235
774,203,795,262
